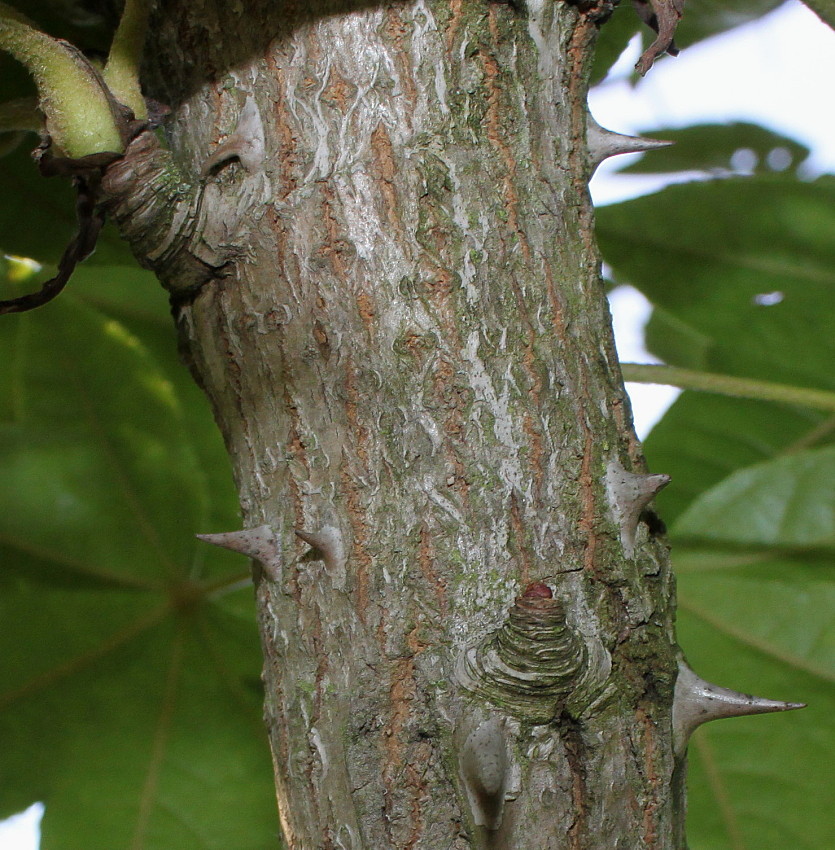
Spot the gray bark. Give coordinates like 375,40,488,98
102,0,683,846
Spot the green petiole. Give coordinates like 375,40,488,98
0,1,123,157
103,0,152,121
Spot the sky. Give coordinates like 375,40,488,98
2,2,835,847
590,0,835,203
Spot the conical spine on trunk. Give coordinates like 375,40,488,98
201,95,265,176
196,525,282,581
460,716,511,831
586,113,672,173
294,525,348,589
605,459,670,558
672,659,805,756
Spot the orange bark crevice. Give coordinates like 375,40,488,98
381,624,429,847
635,705,662,850
371,121,406,241
479,46,533,266
509,488,533,585
522,410,546,501
419,522,449,618
562,720,589,850
383,6,418,113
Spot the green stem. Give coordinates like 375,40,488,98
0,2,123,157
621,363,835,413
103,0,151,119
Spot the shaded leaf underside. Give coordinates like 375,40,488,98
0,292,278,848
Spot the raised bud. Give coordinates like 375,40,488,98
460,717,510,831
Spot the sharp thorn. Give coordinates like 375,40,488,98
295,525,347,577
586,114,673,172
605,459,670,557
201,95,265,176
294,528,325,548
196,525,281,580
672,659,805,756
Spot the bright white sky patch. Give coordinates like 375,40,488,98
608,285,682,439
0,804,43,850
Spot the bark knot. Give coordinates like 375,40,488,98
456,586,613,724
100,129,254,300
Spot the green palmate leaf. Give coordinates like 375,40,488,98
69,263,243,541
0,299,204,578
598,174,835,390
668,449,835,849
642,393,832,524
2,260,241,551
0,296,277,847
677,611,834,850
70,262,172,329
624,365,835,523
643,305,712,371
617,169,835,519
618,123,810,175
601,156,835,848
676,555,835,681
803,0,835,31
674,0,784,49
0,582,277,849
677,556,835,850
674,446,835,549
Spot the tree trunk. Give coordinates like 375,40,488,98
102,0,683,846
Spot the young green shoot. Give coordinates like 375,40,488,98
103,0,152,120
0,1,123,157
